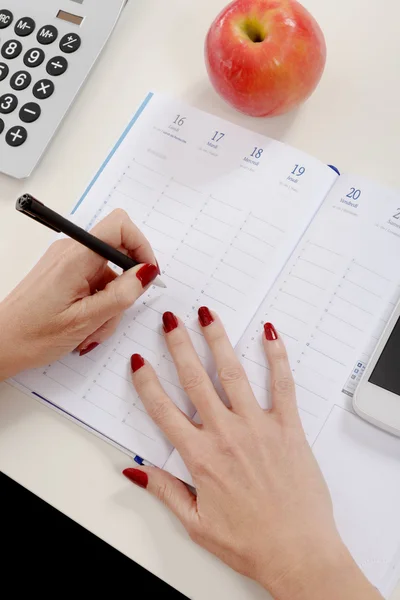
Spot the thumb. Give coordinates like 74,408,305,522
123,466,197,529
83,263,159,327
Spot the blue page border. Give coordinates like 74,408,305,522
71,92,154,215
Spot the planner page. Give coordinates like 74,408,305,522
13,93,337,469
224,173,400,594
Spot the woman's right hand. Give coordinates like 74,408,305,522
124,311,382,600
0,209,158,380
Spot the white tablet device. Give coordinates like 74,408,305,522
354,299,400,437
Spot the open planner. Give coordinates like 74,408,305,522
12,93,400,596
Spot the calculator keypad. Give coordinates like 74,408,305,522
0,7,83,151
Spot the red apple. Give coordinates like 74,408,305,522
205,0,326,117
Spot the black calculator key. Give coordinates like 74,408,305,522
37,25,58,45
60,33,81,53
0,9,13,29
33,79,54,100
46,56,68,76
15,17,35,37
0,62,8,81
0,93,18,114
10,70,32,91
6,125,27,147
0,118,4,134
23,48,45,68
1,39,22,59
19,102,41,123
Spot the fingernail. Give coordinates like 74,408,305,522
163,311,179,333
79,342,99,356
131,353,145,373
198,306,214,328
264,323,278,341
123,468,148,489
155,259,161,275
136,264,159,288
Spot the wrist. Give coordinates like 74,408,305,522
0,302,26,380
256,538,382,600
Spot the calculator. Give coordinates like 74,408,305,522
0,0,127,179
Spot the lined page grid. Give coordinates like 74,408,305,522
14,93,337,469
234,174,400,443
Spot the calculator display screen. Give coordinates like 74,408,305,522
369,317,400,396
56,10,84,25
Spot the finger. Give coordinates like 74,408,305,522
78,262,158,330
162,311,227,425
131,353,196,451
262,323,299,423
89,265,118,294
90,209,157,266
122,466,197,530
198,307,260,416
77,314,122,355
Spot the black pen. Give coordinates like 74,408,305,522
16,194,166,289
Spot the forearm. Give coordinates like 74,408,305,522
260,542,382,600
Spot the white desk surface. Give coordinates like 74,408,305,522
0,1,399,598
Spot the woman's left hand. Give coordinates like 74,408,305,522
0,209,159,380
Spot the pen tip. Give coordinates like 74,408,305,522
154,277,167,289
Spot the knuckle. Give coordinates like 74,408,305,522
149,400,171,425
155,481,173,506
109,207,128,222
181,367,205,393
273,349,289,363
273,375,295,395
219,365,245,385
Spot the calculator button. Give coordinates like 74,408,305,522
19,102,41,123
1,39,23,59
46,56,68,76
33,79,54,100
0,62,8,81
60,33,81,53
0,9,13,29
0,118,4,134
23,48,45,68
15,17,35,37
10,70,32,91
37,25,58,45
6,125,27,147
0,93,17,114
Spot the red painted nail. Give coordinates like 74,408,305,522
136,264,159,288
79,342,99,356
198,306,214,328
264,323,278,341
163,311,179,333
131,354,145,373
155,259,161,275
123,468,148,489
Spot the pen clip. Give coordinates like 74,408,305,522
16,194,61,234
